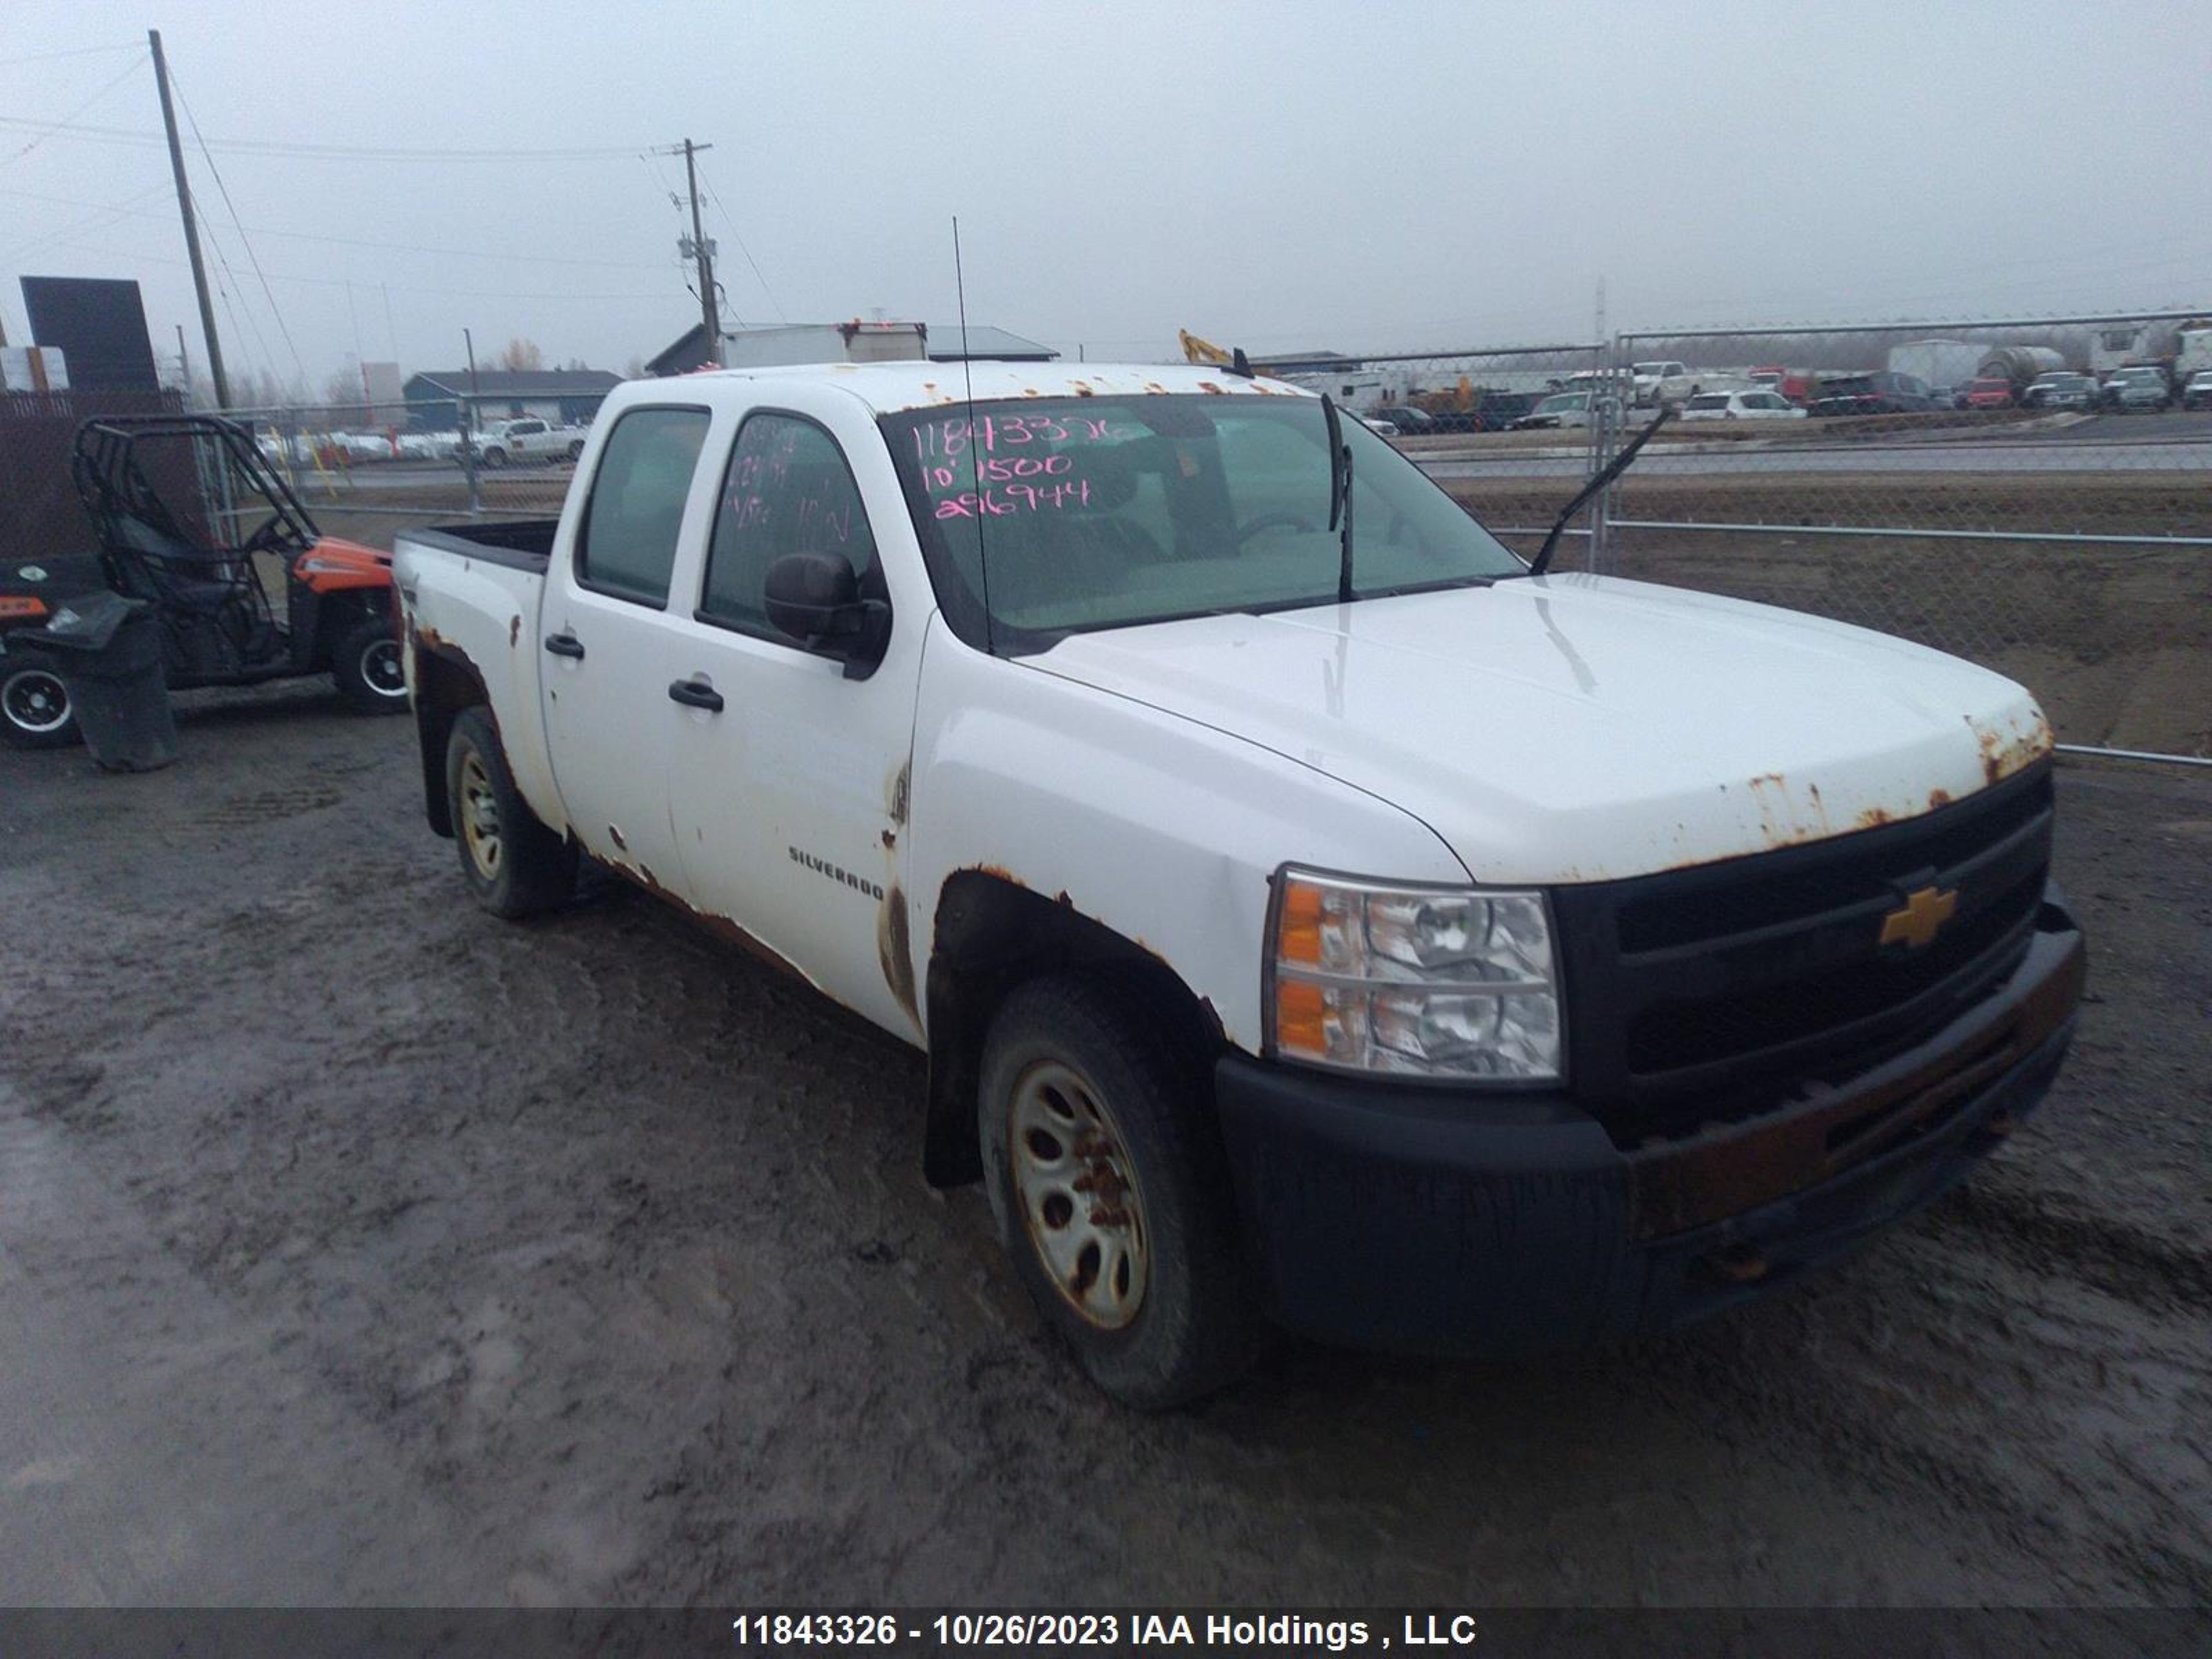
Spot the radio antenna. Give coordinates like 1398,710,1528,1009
953,216,994,654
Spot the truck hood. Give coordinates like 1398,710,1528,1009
1023,574,2052,885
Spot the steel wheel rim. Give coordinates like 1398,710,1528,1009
458,750,503,879
1009,1060,1150,1329
2,668,70,734
359,637,405,698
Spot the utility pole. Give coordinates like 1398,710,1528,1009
462,327,482,516
149,30,229,408
176,324,191,406
680,139,719,367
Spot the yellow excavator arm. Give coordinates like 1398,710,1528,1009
1179,328,1234,366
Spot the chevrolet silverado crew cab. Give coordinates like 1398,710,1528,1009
393,362,2084,1408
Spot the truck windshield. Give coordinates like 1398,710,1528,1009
881,395,1524,650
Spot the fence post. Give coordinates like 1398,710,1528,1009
460,397,480,516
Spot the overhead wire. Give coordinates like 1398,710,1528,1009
2,51,148,169
695,157,787,324
0,114,648,162
169,66,308,386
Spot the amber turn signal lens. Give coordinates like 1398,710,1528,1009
0,597,47,620
1274,978,1329,1052
1277,879,1324,965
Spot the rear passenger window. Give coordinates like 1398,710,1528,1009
576,406,710,606
700,413,879,639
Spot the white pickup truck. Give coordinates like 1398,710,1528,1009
467,416,588,468
394,362,2084,1407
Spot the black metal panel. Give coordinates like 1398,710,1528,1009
1551,764,2055,1145
19,276,160,393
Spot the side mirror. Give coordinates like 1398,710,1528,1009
762,552,888,679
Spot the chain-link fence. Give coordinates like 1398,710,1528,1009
1382,310,2211,763
182,391,597,552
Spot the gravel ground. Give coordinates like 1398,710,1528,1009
1,682,2208,1616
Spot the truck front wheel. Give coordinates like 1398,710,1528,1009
444,706,576,919
978,973,1262,1409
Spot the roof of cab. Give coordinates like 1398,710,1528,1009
662,359,1311,415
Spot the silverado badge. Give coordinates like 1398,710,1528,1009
1880,885,1958,950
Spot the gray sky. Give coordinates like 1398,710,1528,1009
3,0,2207,393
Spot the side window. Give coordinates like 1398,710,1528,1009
575,406,711,607
701,413,879,639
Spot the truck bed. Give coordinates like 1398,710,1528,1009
403,520,559,572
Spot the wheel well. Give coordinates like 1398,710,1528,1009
921,870,1224,1188
412,644,488,838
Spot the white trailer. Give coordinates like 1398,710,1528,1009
1886,341,1985,396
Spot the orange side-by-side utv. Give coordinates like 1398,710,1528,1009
1,413,405,748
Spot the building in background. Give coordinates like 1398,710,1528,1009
400,367,621,431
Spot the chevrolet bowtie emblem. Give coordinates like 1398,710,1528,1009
1880,885,1958,950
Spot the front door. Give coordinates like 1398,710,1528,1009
662,404,924,1039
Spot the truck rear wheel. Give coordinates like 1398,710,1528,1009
978,973,1262,1409
444,706,576,919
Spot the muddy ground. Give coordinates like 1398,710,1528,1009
1,675,2209,1622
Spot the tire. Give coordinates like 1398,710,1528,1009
444,706,576,919
566,440,584,462
1,660,78,749
330,615,409,715
978,973,1263,1409
481,447,507,469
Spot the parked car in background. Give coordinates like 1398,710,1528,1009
464,417,590,467
2021,373,2097,411
1374,404,1437,436
1809,373,1939,416
1747,366,1817,404
2100,366,2173,412
398,431,465,461
1680,390,1808,422
1510,391,1619,430
1356,413,1400,437
2182,370,2212,411
1629,361,1699,407
1958,377,2018,411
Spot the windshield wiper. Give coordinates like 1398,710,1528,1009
1526,406,1674,578
1322,393,1355,603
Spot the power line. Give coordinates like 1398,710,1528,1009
170,68,307,386
2,51,147,169
0,113,650,162
695,156,787,324
0,187,675,272
0,42,142,70
32,233,678,301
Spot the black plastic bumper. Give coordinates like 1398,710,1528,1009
1214,903,2085,1357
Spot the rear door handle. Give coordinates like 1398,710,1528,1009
667,677,724,713
543,632,585,659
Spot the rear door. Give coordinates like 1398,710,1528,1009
540,402,715,892
660,395,928,1040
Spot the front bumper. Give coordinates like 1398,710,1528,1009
1214,895,2085,1357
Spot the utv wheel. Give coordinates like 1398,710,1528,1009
979,974,1262,1409
444,706,576,919
1,663,78,749
331,617,409,714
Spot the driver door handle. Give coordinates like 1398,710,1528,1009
543,632,585,659
667,677,724,713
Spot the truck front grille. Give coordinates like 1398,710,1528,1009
1550,765,2055,1145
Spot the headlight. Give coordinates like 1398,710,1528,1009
1266,868,1563,1082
